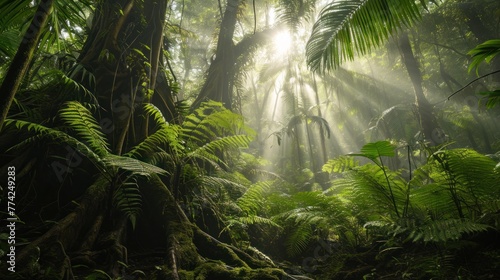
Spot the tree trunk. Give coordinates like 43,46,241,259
398,32,443,145
78,0,173,154
191,0,241,110
191,0,273,111
0,0,54,130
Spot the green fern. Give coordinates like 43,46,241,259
125,104,183,159
285,223,313,257
103,154,167,177
322,156,358,173
270,191,351,256
413,148,500,218
237,181,273,215
113,176,142,230
58,101,110,157
408,219,490,243
4,118,106,171
181,100,255,144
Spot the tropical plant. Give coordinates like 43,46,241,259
323,141,499,244
466,39,500,109
306,0,437,71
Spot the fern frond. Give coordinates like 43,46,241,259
182,101,255,143
409,219,490,243
125,125,182,159
421,149,500,217
4,119,106,170
143,103,169,128
58,101,110,157
323,156,358,173
235,215,281,228
410,183,458,218
348,164,407,217
103,154,168,176
285,223,312,257
113,176,142,230
200,176,247,196
191,135,252,155
237,181,273,215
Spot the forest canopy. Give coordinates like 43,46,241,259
1,0,500,279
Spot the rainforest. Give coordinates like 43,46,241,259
1,0,500,279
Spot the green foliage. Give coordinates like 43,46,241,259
306,0,429,71
59,101,110,157
350,140,396,164
322,156,358,173
468,39,500,74
275,0,315,31
413,148,500,219
125,104,183,159
322,141,500,247
407,219,490,242
0,0,92,55
268,191,352,256
182,100,255,143
112,177,142,230
4,101,169,229
467,39,500,109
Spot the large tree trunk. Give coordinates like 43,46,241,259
78,0,174,154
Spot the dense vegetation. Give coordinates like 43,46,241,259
1,0,499,279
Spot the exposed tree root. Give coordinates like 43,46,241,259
16,177,110,277
14,174,290,279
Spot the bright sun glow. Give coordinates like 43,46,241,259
272,31,293,56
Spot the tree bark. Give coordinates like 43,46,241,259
0,0,54,130
78,0,171,154
191,1,274,111
191,0,241,110
398,32,442,145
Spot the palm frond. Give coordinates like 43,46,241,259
275,0,315,31
0,0,92,53
468,39,500,74
306,0,424,71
